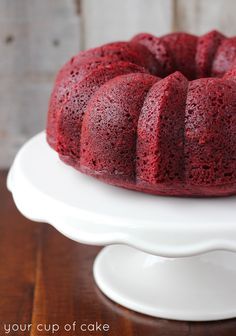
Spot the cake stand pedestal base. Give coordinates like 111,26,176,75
94,245,236,321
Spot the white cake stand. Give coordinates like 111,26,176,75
7,132,236,322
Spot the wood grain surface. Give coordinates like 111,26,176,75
1,169,236,336
0,0,81,167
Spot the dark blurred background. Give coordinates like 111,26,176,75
1,0,236,168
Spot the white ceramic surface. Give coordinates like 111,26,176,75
7,132,236,321
94,245,236,321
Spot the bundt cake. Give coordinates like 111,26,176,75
47,30,236,197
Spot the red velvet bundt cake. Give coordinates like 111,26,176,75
47,30,236,197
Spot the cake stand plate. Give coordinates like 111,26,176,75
7,132,236,321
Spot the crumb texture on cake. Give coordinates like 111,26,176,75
47,30,236,197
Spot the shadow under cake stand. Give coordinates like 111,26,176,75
7,132,236,321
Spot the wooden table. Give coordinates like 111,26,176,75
1,170,236,335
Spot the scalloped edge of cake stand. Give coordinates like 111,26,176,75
6,132,236,258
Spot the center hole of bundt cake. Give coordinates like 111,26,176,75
134,31,229,80
151,62,215,81
151,61,225,81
